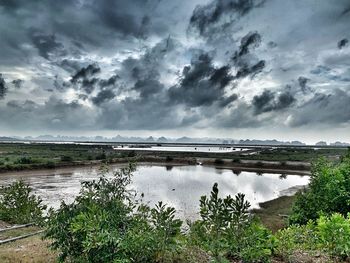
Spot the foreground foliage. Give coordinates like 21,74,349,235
276,213,350,260
188,183,274,262
289,151,350,224
44,164,273,262
43,159,350,262
2,154,350,262
45,164,183,262
0,180,46,224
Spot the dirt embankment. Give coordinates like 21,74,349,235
0,155,311,175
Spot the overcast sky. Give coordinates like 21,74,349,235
0,0,349,143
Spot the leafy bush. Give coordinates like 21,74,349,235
275,213,350,260
165,156,174,162
45,164,183,263
189,183,273,262
95,152,107,160
15,156,33,164
214,159,224,165
232,158,241,163
275,222,318,260
60,155,73,162
317,213,350,258
0,180,46,224
289,156,350,224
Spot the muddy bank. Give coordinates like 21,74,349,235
0,155,311,176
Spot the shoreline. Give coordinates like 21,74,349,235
0,155,311,176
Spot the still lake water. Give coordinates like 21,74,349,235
0,165,309,219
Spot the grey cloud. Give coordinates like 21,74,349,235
298,76,310,93
235,60,265,79
252,89,296,115
338,38,348,49
70,64,101,94
11,79,23,89
189,0,265,37
168,52,234,107
214,102,261,128
232,31,266,79
133,79,164,99
1,0,350,136
235,31,262,57
0,96,98,131
0,74,7,99
99,75,120,88
288,89,350,127
71,64,101,83
92,89,116,105
29,30,65,60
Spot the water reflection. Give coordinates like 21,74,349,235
0,165,309,220
165,165,173,171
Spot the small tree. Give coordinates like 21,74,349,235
0,180,46,224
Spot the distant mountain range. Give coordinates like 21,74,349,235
0,134,348,146
0,136,19,141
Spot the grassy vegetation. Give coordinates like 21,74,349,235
0,235,56,263
0,143,126,172
0,225,41,240
0,142,347,173
116,146,348,162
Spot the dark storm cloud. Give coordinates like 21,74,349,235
92,89,116,105
298,77,310,93
235,31,262,57
0,74,7,99
99,75,120,88
1,0,350,137
92,0,160,38
288,89,350,127
235,60,265,79
232,32,265,79
11,79,23,89
71,64,101,83
189,0,265,37
69,64,102,94
338,38,349,49
252,89,296,114
29,30,65,60
133,79,164,99
168,52,234,107
0,96,97,131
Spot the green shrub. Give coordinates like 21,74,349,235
275,213,350,260
15,156,33,164
228,221,274,262
256,161,264,167
0,180,46,224
289,156,350,225
214,159,224,165
60,155,73,162
317,213,350,258
165,156,174,162
45,160,56,168
95,152,107,160
275,222,318,260
232,158,241,163
127,150,136,158
189,183,273,262
45,163,183,263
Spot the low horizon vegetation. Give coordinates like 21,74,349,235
0,142,348,173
